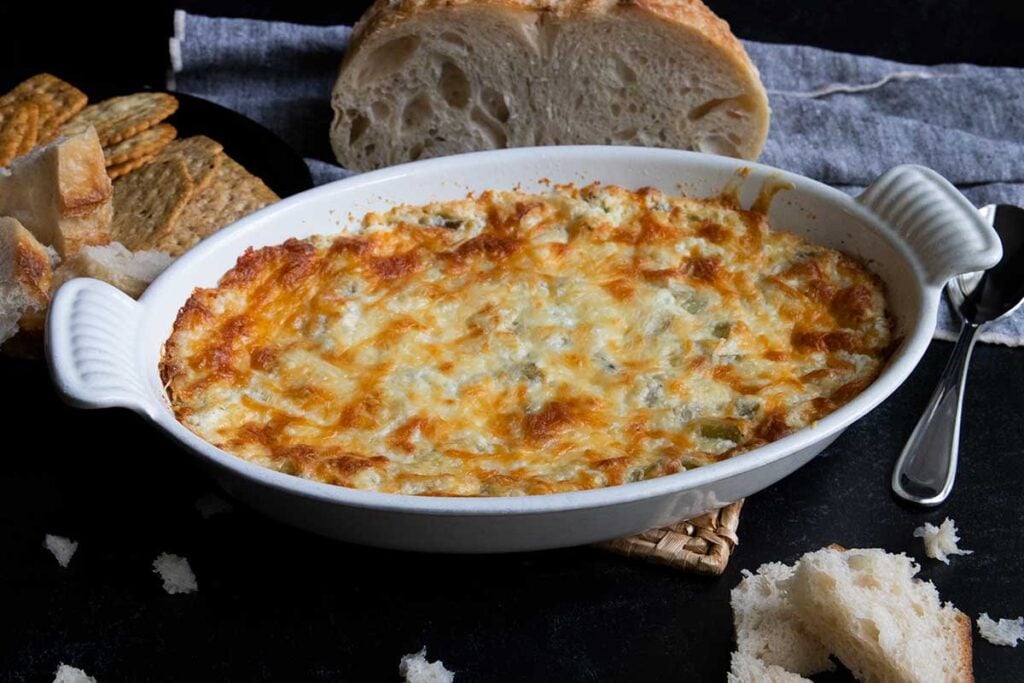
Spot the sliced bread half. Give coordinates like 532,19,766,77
331,0,770,171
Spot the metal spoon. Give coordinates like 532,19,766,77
892,204,1024,506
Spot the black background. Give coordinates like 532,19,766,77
2,2,1023,681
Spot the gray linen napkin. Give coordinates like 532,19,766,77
170,10,1024,346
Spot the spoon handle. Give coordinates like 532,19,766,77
892,322,982,505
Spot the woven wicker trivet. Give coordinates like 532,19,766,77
598,499,744,575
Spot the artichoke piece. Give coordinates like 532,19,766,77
697,418,746,443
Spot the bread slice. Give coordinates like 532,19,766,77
0,216,56,345
787,547,973,683
52,241,171,299
731,561,833,675
331,0,770,172
0,127,112,257
727,652,811,683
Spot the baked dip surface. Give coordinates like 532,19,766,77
161,184,892,496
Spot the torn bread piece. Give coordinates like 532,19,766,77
0,217,56,345
53,663,97,683
977,613,1024,647
914,518,973,565
727,652,812,683
52,241,171,299
399,648,454,683
787,547,973,683
0,127,112,256
731,561,833,675
43,534,79,568
152,553,198,595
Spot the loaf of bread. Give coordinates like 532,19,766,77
331,0,770,171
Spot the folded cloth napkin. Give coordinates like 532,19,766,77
170,10,1024,346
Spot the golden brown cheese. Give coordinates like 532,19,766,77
161,184,892,496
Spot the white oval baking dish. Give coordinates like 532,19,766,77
46,146,1000,553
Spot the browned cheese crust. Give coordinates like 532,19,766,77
162,184,892,496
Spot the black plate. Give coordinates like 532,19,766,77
87,87,314,198
166,92,313,198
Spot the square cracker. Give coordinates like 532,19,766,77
103,123,177,167
0,73,87,139
155,156,279,256
0,104,32,167
110,156,194,251
62,92,178,147
154,135,223,192
14,101,39,156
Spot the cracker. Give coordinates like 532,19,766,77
14,101,39,156
155,156,279,256
0,104,31,166
110,156,195,250
155,135,224,192
103,123,176,167
106,154,157,180
0,73,87,135
62,92,178,147
31,96,59,144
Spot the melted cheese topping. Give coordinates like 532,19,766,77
162,184,892,496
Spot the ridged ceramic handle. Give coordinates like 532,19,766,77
46,278,154,417
857,165,1003,287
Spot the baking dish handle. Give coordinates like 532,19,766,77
857,165,1002,288
46,277,155,417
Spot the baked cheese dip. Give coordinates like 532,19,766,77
161,184,892,496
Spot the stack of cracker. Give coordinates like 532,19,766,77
111,135,279,256
0,73,282,354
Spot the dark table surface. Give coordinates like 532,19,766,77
2,2,1023,681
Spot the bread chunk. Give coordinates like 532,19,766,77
52,241,171,299
0,216,56,344
0,127,112,257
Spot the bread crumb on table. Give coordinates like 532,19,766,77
44,535,78,568
53,662,97,683
913,518,973,564
152,553,198,594
194,493,233,519
399,648,454,683
978,613,1024,647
